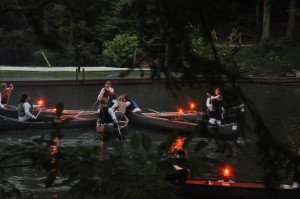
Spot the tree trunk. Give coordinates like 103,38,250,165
286,0,296,38
262,0,271,40
255,0,261,33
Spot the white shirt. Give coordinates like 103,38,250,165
18,102,41,122
0,92,4,109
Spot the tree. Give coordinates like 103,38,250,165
286,0,296,38
262,0,271,40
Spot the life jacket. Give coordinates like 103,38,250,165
107,98,115,108
18,102,33,116
126,99,139,112
98,107,113,124
103,88,111,99
208,106,223,120
117,101,126,113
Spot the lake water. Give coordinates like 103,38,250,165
1,83,300,197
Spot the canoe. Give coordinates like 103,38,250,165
127,111,239,139
96,112,129,141
0,105,98,119
146,104,245,124
0,112,98,131
174,178,300,199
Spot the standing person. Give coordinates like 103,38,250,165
124,94,142,115
211,28,218,42
18,92,43,122
97,81,114,102
1,83,14,104
206,87,223,108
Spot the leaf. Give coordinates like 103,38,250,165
141,134,152,152
130,133,141,152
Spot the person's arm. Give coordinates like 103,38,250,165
108,108,118,123
23,103,36,119
109,87,114,93
97,88,105,101
111,102,118,111
125,101,131,107
206,98,213,111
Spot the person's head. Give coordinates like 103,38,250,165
215,88,221,95
20,92,30,103
100,98,108,108
118,95,125,102
124,94,130,101
1,83,7,91
106,81,111,87
110,93,118,100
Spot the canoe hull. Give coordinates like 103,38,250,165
127,111,239,138
175,178,300,199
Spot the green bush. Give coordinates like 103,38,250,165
191,37,230,64
103,34,142,67
234,38,300,76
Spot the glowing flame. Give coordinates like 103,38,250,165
190,103,195,109
179,109,183,113
168,137,186,153
38,100,44,105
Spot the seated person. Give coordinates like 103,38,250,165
124,94,142,115
98,98,119,126
18,92,43,122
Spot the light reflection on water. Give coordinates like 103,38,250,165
1,83,299,197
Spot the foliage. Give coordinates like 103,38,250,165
234,38,300,76
192,37,230,64
103,34,142,67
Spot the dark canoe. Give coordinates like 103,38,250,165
147,104,245,124
0,105,98,119
127,111,239,139
174,178,300,199
96,114,129,142
0,112,98,131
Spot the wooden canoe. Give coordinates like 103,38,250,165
127,111,239,139
96,112,129,142
0,112,98,131
174,178,300,199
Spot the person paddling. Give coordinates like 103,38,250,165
1,83,14,106
97,81,114,102
18,92,44,122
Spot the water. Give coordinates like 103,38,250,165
1,83,300,197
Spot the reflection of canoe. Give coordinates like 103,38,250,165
0,105,98,119
127,111,239,139
174,178,300,199
96,113,129,141
0,112,98,131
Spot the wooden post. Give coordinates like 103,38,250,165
76,68,79,85
83,68,85,86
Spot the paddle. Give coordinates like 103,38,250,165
89,99,98,111
74,111,84,118
27,107,44,131
117,123,125,141
148,108,160,113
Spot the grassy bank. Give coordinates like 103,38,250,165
0,70,152,78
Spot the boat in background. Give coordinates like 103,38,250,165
174,178,300,199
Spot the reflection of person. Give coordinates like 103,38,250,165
97,81,114,102
18,92,43,122
1,83,14,105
